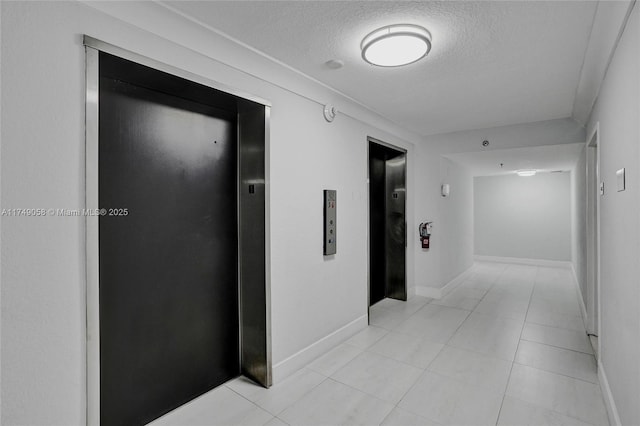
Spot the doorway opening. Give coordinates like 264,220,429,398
368,137,407,309
85,38,271,426
586,124,601,356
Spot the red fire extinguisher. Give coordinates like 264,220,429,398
419,222,432,249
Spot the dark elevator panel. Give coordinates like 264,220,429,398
369,141,407,306
99,53,239,425
323,190,337,255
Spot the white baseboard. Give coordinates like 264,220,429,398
474,255,572,269
415,266,473,300
406,285,416,299
598,360,622,426
440,268,473,298
271,314,367,383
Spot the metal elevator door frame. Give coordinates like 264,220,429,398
367,136,407,312
84,36,272,426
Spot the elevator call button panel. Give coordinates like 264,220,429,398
324,190,337,255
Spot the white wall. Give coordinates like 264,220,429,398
0,2,422,424
474,173,572,261
571,147,587,306
585,3,639,425
413,145,443,292
413,143,474,296
438,158,474,285
573,1,636,124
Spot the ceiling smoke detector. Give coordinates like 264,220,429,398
323,105,337,122
325,59,344,69
361,24,432,67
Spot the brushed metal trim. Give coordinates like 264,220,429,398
366,141,371,322
237,112,243,375
264,105,273,387
238,101,272,388
85,45,100,426
82,35,271,107
367,136,408,153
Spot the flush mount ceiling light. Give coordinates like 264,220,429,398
516,169,537,177
361,24,432,67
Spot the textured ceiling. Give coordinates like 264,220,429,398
445,143,585,177
163,1,597,136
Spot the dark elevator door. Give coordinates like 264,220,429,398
369,141,407,306
99,75,239,425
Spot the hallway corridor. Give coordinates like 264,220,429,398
151,262,608,426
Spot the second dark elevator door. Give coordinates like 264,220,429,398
369,141,407,306
99,55,239,425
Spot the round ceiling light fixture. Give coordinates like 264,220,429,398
516,169,537,177
361,24,432,67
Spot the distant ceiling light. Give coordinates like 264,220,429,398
516,169,537,177
361,24,431,67
482,140,490,147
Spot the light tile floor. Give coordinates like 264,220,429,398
150,262,608,426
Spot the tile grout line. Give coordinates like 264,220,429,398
503,394,602,426
309,324,437,419
381,284,529,363
369,303,517,367
439,262,507,348
388,367,442,425
511,360,599,385
361,340,442,371
518,336,595,355
189,264,596,426
378,280,477,425
333,326,439,422
269,373,331,418
370,298,433,331
493,265,539,425
226,370,332,421
387,265,508,425
525,317,589,332
273,263,533,425
422,266,526,365
492,265,607,426
315,376,401,423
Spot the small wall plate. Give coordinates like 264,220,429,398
617,168,625,192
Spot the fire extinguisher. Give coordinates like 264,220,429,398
419,222,432,249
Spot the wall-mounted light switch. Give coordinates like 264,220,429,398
616,168,625,192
